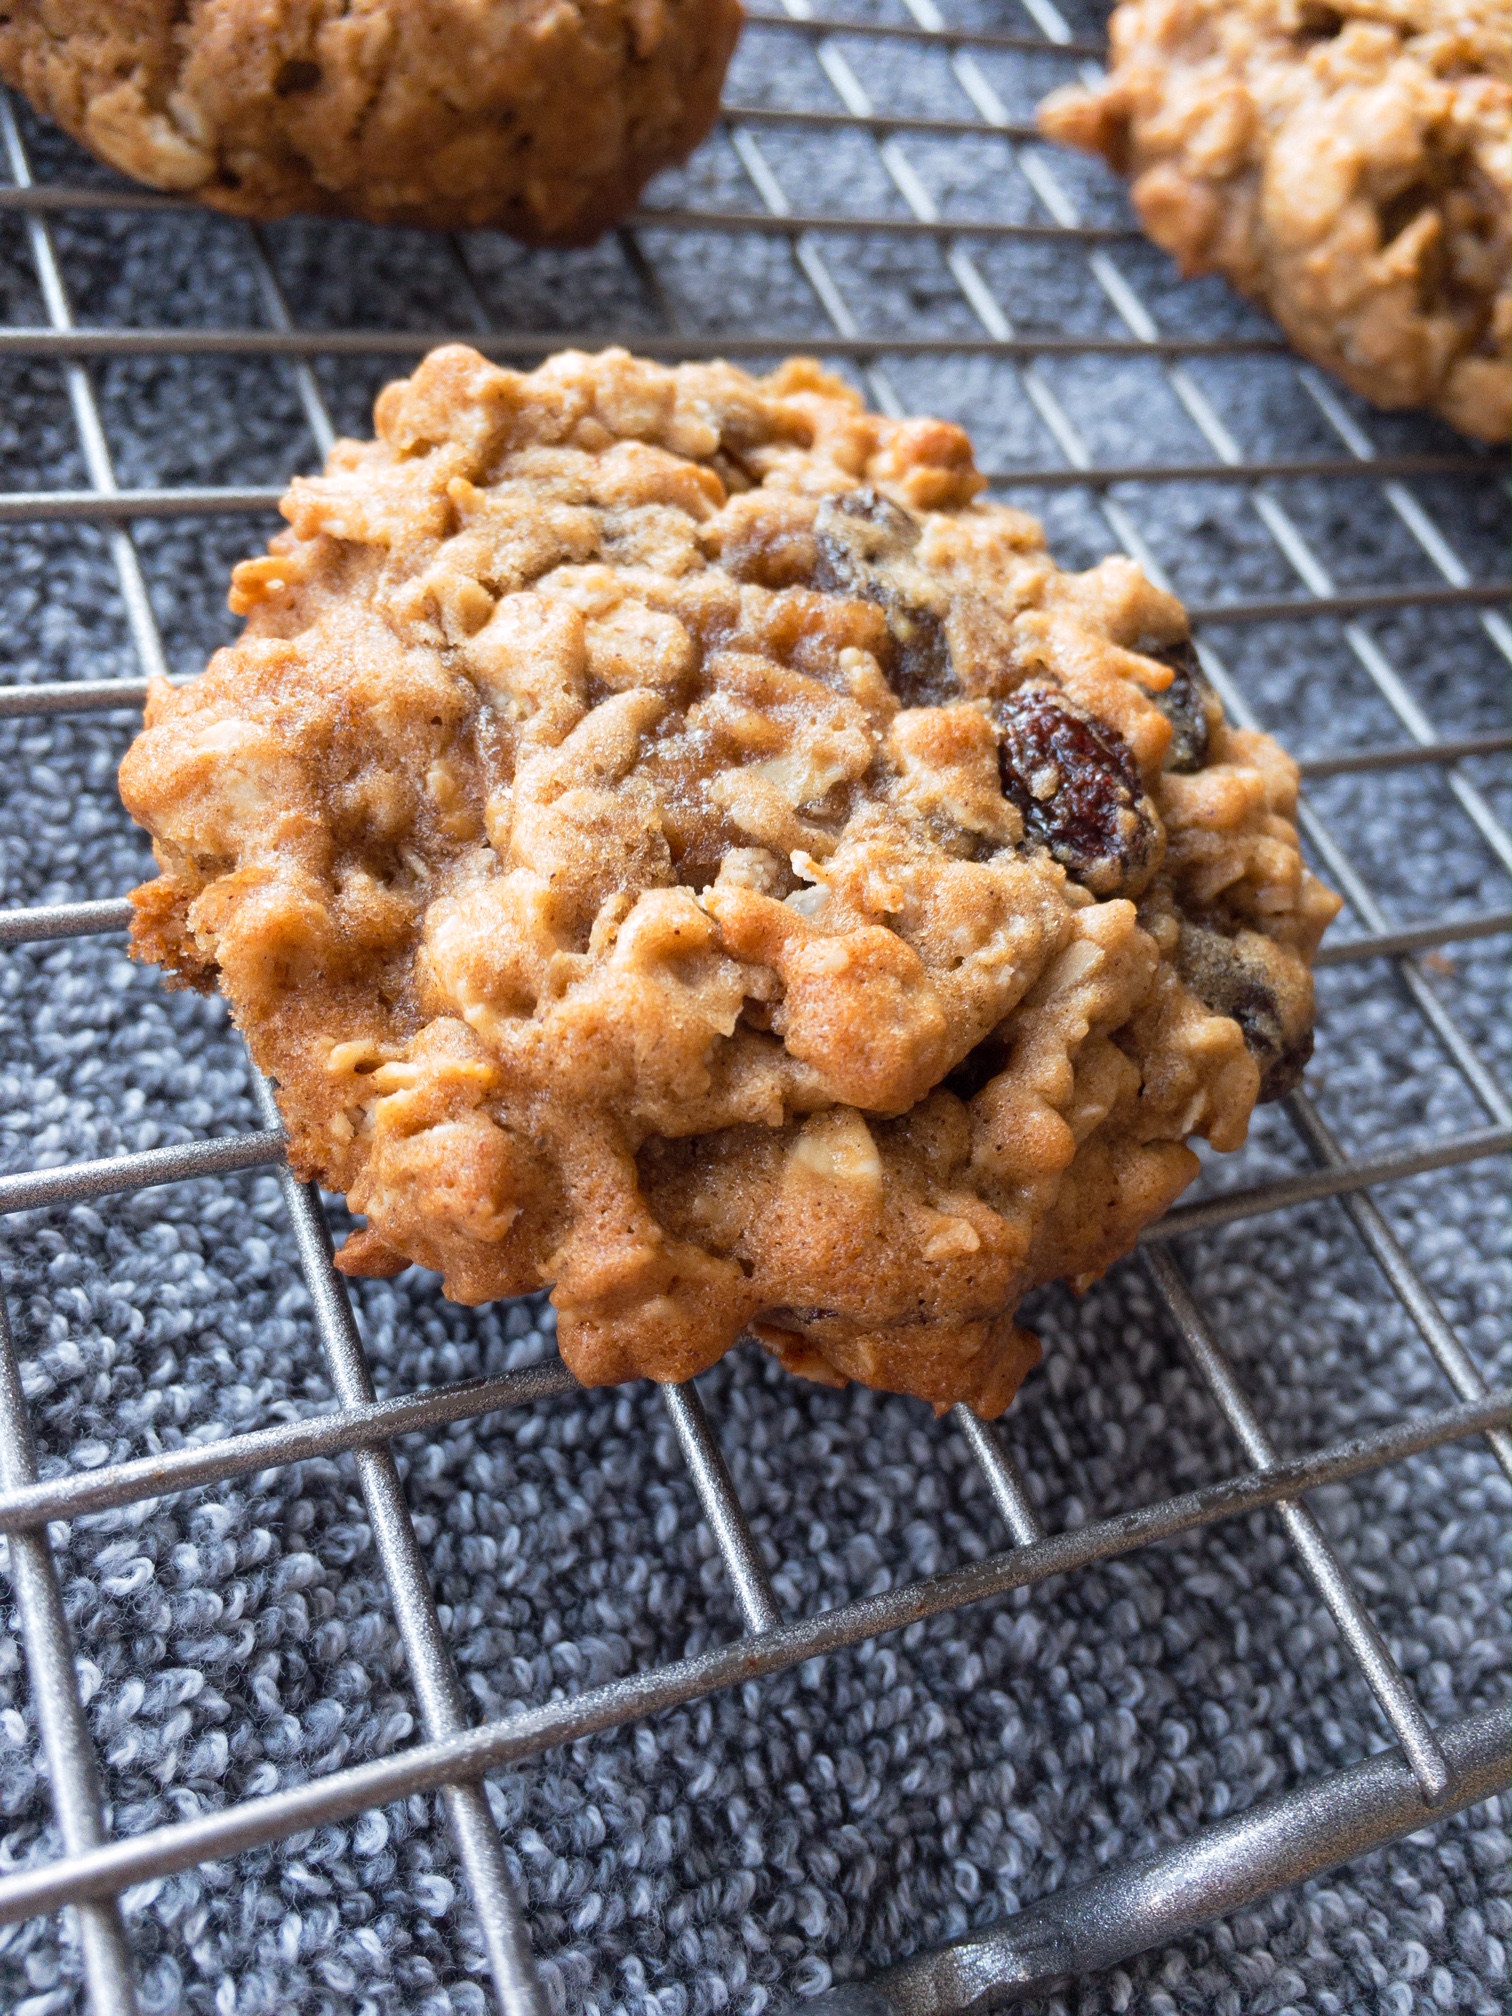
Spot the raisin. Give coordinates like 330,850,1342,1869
1146,638,1216,772
814,487,953,707
995,688,1161,897
1176,921,1313,1102
882,603,951,708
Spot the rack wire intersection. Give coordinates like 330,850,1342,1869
0,2,1506,2011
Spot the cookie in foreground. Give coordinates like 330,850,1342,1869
0,0,742,243
119,346,1340,1416
1039,0,1510,443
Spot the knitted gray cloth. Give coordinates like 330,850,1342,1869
0,5,1507,2012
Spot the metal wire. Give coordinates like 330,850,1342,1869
1145,1248,1452,1805
0,325,1308,361
0,455,1497,523
0,0,1505,2006
0,1387,1502,1934
0,1301,140,2016
809,1701,1512,2016
660,1382,784,1634
741,9,1105,56
950,1409,1044,1547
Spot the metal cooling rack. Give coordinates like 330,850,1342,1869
0,0,1506,2009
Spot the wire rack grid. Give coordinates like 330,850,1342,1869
0,0,1506,2010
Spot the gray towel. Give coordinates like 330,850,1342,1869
0,4,1506,2010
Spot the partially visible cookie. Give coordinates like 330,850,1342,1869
0,0,742,242
119,345,1339,1418
1040,0,1510,441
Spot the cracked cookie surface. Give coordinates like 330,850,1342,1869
1039,0,1510,442
0,0,741,242
120,345,1339,1415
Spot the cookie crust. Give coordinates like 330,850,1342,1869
1039,0,1510,442
120,346,1339,1416
0,0,742,242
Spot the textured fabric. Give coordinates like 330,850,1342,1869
0,4,1507,2012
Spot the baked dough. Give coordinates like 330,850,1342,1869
1039,0,1510,442
119,346,1339,1415
0,0,742,243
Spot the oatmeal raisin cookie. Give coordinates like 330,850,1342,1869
1039,0,1510,441
120,346,1339,1415
0,0,742,242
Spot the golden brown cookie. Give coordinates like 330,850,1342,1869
0,0,743,242
1039,0,1510,442
119,346,1339,1416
